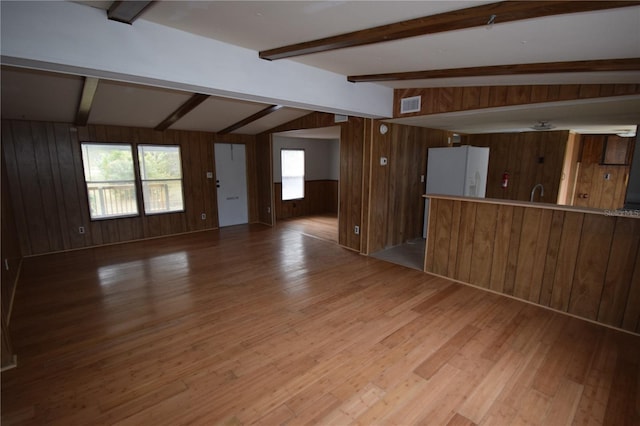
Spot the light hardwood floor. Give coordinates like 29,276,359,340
276,214,338,244
2,223,639,425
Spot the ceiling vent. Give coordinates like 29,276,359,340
400,96,422,114
334,114,348,123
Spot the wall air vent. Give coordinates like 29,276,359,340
334,114,348,123
400,96,422,114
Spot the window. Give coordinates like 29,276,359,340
138,145,184,214
281,149,305,201
81,143,185,220
81,143,138,219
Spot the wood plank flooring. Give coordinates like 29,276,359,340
2,222,639,425
276,214,338,244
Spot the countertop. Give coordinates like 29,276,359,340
423,194,640,218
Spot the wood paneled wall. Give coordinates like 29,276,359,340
339,117,365,252
1,315,14,368
365,122,450,254
259,112,364,252
573,164,630,210
394,84,640,118
274,180,338,219
1,154,21,322
2,120,258,256
465,131,569,203
425,196,640,334
255,133,273,226
1,152,21,367
243,139,259,223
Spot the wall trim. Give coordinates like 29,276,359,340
22,227,221,259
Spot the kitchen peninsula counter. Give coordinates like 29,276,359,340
423,194,640,334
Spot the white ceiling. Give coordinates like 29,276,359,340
0,64,311,134
141,1,640,87
2,1,640,135
1,67,83,123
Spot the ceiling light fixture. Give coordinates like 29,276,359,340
531,121,555,131
616,128,637,138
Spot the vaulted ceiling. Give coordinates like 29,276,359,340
1,1,639,135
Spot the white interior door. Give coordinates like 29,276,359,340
214,143,248,227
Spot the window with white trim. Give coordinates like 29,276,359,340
81,143,138,219
137,145,184,214
281,149,305,201
81,143,185,219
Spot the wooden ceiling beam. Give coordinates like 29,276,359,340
218,105,283,135
347,58,640,82
155,94,209,131
107,1,154,25
259,1,640,61
75,77,99,126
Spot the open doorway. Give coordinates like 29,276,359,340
272,126,340,243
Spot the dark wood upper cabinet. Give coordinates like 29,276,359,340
603,135,632,165
580,135,605,164
580,134,633,165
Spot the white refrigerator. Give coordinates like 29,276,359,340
423,146,490,237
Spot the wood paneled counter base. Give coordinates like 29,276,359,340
424,195,640,335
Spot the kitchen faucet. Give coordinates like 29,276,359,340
530,183,544,202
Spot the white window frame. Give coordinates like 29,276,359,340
281,149,305,201
81,143,139,220
137,144,185,215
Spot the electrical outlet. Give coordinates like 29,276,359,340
354,225,360,235
78,226,85,234
267,206,271,214
201,213,207,220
